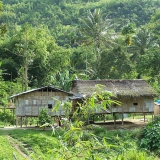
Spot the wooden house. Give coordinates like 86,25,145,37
71,80,158,123
154,101,160,116
10,86,73,126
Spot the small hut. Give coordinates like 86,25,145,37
10,86,73,127
71,80,158,123
154,101,160,116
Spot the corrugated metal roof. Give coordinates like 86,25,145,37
10,86,73,98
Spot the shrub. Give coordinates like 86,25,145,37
117,149,156,160
140,115,160,152
38,108,51,127
0,109,14,125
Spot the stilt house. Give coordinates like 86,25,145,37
71,80,158,116
10,86,73,126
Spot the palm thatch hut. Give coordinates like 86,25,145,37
10,86,73,127
71,79,158,124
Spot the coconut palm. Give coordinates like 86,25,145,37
79,9,115,76
131,28,156,60
130,27,158,78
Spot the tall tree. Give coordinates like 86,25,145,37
121,23,135,47
79,9,115,76
130,27,157,78
132,28,155,56
12,24,36,91
0,2,7,37
99,46,133,79
148,10,160,45
0,62,8,106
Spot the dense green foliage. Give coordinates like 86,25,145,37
0,109,14,125
2,0,160,33
0,133,25,159
140,116,160,156
0,62,8,106
0,0,159,96
0,1,159,159
38,108,51,127
0,127,158,160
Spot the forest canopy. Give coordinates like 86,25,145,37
0,0,160,99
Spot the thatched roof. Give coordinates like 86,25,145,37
71,79,158,98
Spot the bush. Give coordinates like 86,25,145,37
140,115,160,153
0,109,14,125
117,149,156,160
38,108,51,127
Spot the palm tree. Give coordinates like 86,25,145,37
79,9,115,75
132,28,155,55
130,28,157,78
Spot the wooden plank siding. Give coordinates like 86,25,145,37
11,87,73,117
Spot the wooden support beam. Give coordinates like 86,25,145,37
132,113,134,119
113,113,116,127
122,113,124,125
37,117,39,127
102,114,105,122
25,116,28,127
12,109,14,126
16,116,18,127
20,117,22,127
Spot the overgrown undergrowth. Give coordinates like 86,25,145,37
0,125,159,160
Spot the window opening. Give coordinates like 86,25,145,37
48,104,52,109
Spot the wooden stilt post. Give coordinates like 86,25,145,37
12,109,14,126
133,113,134,119
16,116,18,127
37,117,39,127
144,113,145,122
103,114,105,122
20,117,22,127
113,113,116,127
122,113,124,125
25,116,28,127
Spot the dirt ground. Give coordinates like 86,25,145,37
1,118,148,131
95,119,148,130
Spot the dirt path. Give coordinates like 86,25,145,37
7,135,31,160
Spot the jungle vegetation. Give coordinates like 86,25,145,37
0,0,160,104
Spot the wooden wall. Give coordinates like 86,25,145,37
15,91,70,117
111,97,154,113
72,97,154,114
154,103,160,115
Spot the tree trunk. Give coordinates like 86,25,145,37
24,58,28,91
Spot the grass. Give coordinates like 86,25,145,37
0,126,159,160
0,133,26,160
0,128,56,159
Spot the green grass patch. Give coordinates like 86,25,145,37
0,126,159,159
0,134,26,160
